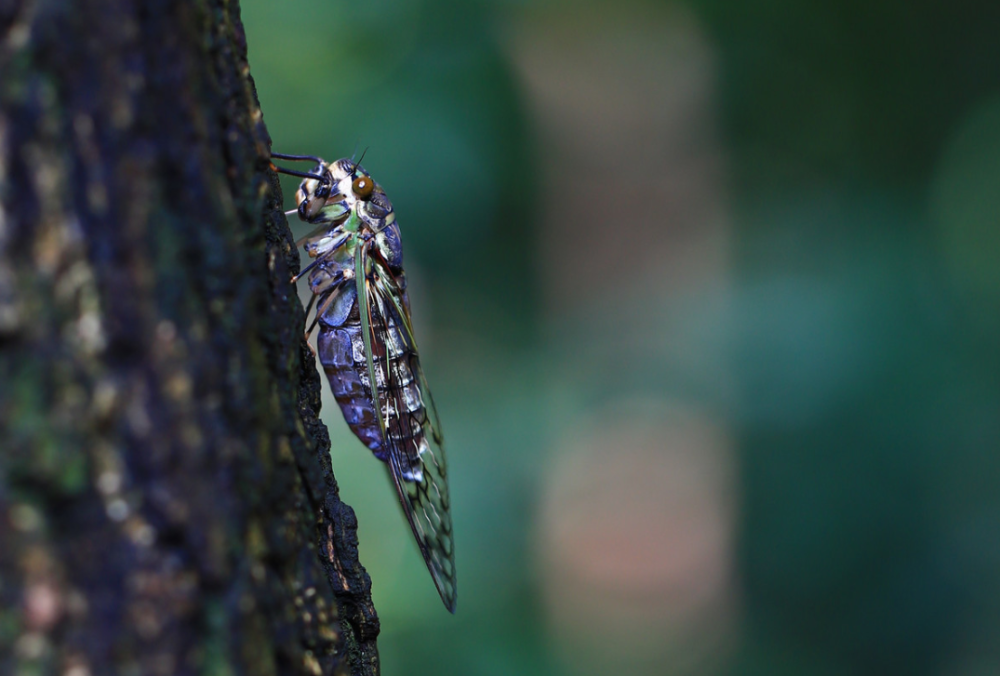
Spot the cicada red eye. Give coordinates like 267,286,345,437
352,175,375,201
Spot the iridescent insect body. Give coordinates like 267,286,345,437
272,152,456,612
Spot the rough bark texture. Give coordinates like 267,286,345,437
0,1,380,675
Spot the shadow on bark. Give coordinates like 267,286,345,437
0,1,379,674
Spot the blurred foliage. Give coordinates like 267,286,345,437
691,3,1000,675
243,0,1000,674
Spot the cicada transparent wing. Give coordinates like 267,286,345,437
355,243,457,612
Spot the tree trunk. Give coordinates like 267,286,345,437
0,1,379,675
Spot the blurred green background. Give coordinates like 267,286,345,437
243,1,1000,674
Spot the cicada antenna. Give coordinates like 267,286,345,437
351,146,370,178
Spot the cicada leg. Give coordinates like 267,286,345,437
302,292,319,354
303,291,317,322
291,257,321,284
305,269,353,338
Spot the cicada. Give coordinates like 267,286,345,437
272,152,456,612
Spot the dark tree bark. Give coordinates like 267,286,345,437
0,1,379,675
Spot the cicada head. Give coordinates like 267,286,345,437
330,158,395,233
290,156,395,232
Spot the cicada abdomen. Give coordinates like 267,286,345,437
273,152,456,612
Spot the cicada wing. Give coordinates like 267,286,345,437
385,414,456,612
363,258,456,612
376,273,445,446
